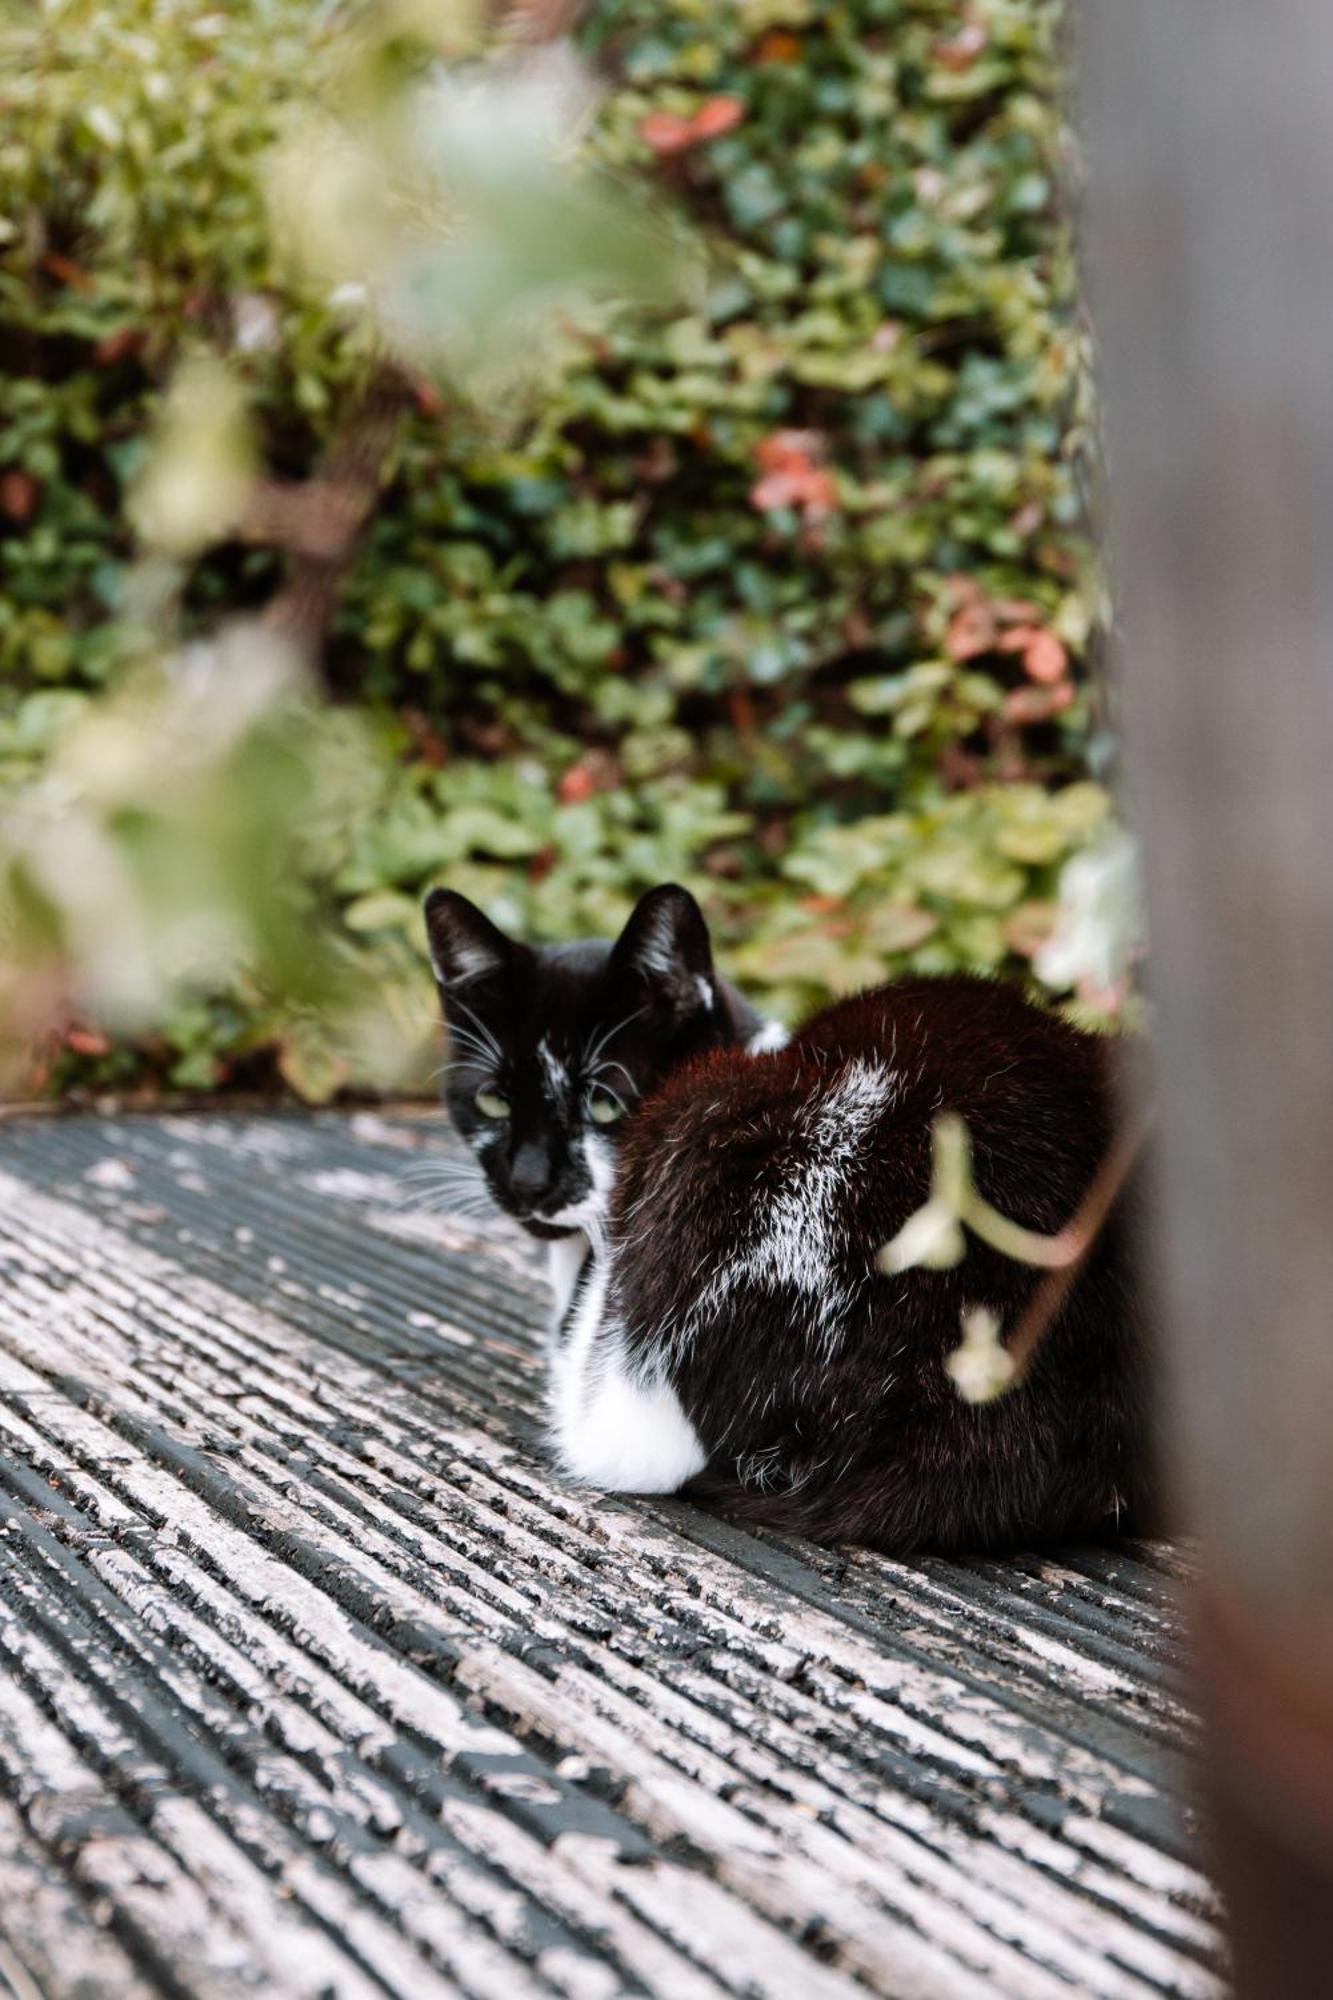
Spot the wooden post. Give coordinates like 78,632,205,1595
1078,5,1333,1986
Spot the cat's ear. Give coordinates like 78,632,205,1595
607,883,718,1022
423,889,514,991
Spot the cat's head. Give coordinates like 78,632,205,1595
424,882,739,1238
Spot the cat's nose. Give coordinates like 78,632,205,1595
509,1140,552,1207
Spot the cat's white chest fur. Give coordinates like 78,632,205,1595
546,1257,706,1494
546,1233,590,1325
539,1021,785,1495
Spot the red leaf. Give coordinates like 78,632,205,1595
751,431,837,519
1023,630,1069,684
41,250,93,292
994,624,1069,684
691,95,744,140
944,600,996,661
934,20,987,71
641,97,744,156
65,1025,111,1057
1002,681,1074,725
92,326,140,367
639,111,697,156
0,471,37,523
557,764,597,804
754,29,801,62
990,595,1043,621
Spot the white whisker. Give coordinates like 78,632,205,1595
587,1056,637,1095
582,1004,645,1074
445,998,502,1063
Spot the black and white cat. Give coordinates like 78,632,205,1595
426,884,1152,1552
424,883,785,1316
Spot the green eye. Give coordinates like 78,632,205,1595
587,1092,624,1126
474,1088,510,1120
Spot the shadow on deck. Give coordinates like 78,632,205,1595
0,1110,1224,1999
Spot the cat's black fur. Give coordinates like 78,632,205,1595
424,884,764,1237
425,881,1152,1554
604,975,1153,1552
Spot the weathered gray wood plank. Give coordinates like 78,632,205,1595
0,1112,1226,1998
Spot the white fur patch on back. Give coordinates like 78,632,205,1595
547,1259,706,1493
671,1056,897,1363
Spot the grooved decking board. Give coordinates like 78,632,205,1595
0,1110,1226,2000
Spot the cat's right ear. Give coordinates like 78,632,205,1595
607,882,719,1023
423,889,514,991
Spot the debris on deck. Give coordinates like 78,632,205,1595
0,1111,1225,1999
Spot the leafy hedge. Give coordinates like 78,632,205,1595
0,0,1110,1097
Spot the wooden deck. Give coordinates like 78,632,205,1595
0,1109,1225,1999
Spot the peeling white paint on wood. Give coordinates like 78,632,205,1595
0,1118,1224,2000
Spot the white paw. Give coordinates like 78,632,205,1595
548,1262,705,1493
553,1360,706,1493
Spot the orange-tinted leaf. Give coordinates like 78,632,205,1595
1002,901,1058,959
41,250,93,291
754,428,820,474
691,95,744,139
557,763,597,804
1002,680,1074,725
751,431,836,518
934,20,987,71
995,624,1068,684
65,1024,111,1057
1023,630,1069,684
639,111,695,155
754,29,801,62
0,471,37,523
944,600,996,660
93,326,140,367
991,596,1043,621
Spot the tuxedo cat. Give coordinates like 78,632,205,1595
427,884,1150,1552
558,974,1151,1551
424,883,783,1313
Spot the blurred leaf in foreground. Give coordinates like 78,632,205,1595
128,359,255,560
269,17,698,398
0,627,408,1099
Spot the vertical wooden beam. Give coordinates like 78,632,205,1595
1079,4,1333,1986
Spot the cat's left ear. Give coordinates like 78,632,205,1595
423,888,515,990
607,883,719,1023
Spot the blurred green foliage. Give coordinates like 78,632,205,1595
0,0,1112,1098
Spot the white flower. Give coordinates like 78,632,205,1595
412,42,597,181
1035,830,1142,995
877,1198,967,1275
233,293,279,354
945,1307,1017,1405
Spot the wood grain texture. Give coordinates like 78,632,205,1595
0,1111,1223,1998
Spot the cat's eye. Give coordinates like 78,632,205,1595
474,1087,511,1120
586,1092,625,1126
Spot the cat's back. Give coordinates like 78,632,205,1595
602,975,1145,1549
611,974,1117,1281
